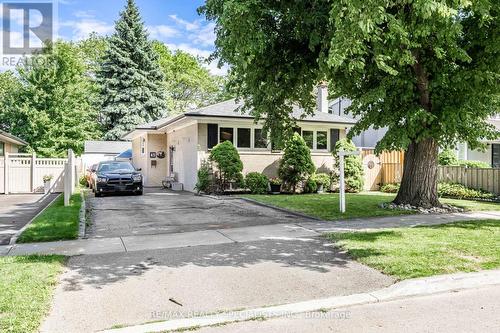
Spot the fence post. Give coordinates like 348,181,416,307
69,149,75,195
31,152,36,193
4,152,9,194
64,162,70,206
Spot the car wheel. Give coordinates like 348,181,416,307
95,192,102,197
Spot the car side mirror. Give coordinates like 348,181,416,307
136,168,142,171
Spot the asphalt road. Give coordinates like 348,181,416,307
198,285,500,333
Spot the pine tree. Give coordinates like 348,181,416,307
99,0,167,140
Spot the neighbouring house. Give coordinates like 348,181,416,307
456,115,500,168
0,130,27,156
1,131,28,194
329,98,389,149
82,141,132,170
123,85,357,191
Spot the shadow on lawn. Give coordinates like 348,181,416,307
419,220,500,230
60,238,352,291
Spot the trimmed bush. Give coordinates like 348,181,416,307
380,183,400,193
438,149,458,166
457,160,490,169
332,139,364,193
311,173,331,191
438,183,495,200
210,141,244,191
304,178,318,193
245,172,269,194
195,162,212,193
279,133,315,193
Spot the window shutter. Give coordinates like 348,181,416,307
330,129,340,152
207,124,218,149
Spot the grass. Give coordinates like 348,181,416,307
17,191,81,243
0,255,65,333
242,192,499,220
329,219,500,280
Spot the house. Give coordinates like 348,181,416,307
123,85,357,191
82,141,132,170
329,98,388,148
456,115,500,168
0,130,27,156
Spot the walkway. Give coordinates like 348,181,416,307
1,211,498,256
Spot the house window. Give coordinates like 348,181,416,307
141,137,146,155
220,128,234,143
0,142,4,156
493,144,500,168
207,124,218,149
302,131,314,149
254,129,268,148
237,128,251,148
317,131,328,150
330,129,340,152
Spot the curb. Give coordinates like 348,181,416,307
78,191,87,239
9,193,61,245
100,270,500,333
238,197,322,221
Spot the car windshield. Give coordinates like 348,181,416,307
98,162,135,173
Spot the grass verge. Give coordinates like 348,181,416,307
242,193,499,220
0,255,65,333
329,219,500,280
17,191,81,243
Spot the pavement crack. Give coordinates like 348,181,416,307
216,230,237,243
119,237,128,252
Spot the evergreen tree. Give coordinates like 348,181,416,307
279,133,315,193
99,0,167,140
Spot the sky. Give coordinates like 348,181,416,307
1,0,225,74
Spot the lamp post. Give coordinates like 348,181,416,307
337,150,361,213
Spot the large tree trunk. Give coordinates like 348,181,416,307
394,137,441,208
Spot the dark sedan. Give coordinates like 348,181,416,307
93,161,143,197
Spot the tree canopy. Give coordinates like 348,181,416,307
201,0,499,207
153,41,231,114
0,41,102,156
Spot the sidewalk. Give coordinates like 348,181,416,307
100,270,500,333
1,211,498,256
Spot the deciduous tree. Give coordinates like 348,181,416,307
201,0,499,207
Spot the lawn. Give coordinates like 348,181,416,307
17,192,81,243
0,255,65,333
329,220,500,280
242,193,500,220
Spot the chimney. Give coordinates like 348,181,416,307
317,82,328,113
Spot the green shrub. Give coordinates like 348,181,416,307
210,141,244,191
279,133,315,193
195,162,212,193
79,175,87,187
332,139,364,193
457,160,490,169
304,178,318,193
438,182,495,200
245,172,269,194
311,173,331,190
438,149,458,166
380,183,400,193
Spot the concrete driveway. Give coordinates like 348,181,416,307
87,189,315,238
0,193,59,245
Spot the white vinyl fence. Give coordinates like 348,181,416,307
0,151,78,194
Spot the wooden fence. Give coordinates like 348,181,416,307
438,166,500,195
361,149,499,194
